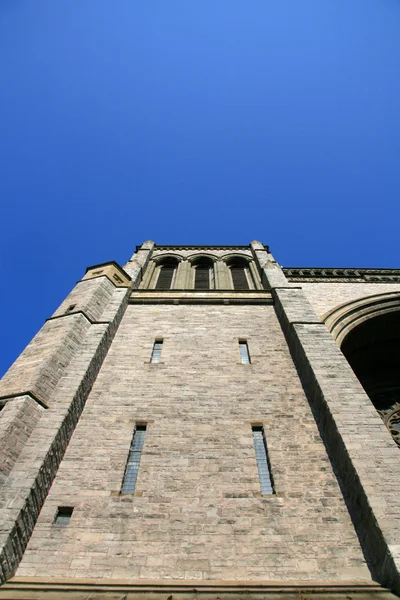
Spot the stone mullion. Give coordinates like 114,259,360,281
215,260,231,289
140,260,156,289
124,240,155,284
250,239,400,593
249,260,263,290
174,260,190,289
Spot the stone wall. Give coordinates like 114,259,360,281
0,269,134,584
15,303,370,582
0,396,43,485
301,283,400,319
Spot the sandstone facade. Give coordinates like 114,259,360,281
1,242,400,600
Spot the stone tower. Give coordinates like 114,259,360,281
1,241,400,600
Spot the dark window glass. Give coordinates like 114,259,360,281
252,426,274,495
195,266,210,289
54,507,73,526
231,267,249,290
156,265,175,289
121,425,147,495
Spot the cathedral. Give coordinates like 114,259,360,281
1,240,400,600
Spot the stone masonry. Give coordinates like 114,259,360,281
1,241,400,600
14,303,369,582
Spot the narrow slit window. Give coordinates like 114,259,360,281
150,340,163,363
65,304,76,314
239,341,251,364
121,424,147,495
54,506,73,526
252,426,274,495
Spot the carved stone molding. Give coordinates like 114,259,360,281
283,267,400,283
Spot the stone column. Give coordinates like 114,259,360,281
251,239,400,594
175,259,190,289
215,260,231,289
123,240,155,285
140,260,156,289
249,260,263,290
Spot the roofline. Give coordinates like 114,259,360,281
283,266,400,272
135,244,270,252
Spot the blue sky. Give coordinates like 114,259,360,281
1,0,399,376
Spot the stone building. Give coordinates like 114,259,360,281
1,240,400,600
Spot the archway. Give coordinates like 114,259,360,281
340,310,400,446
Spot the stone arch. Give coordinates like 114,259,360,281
150,256,181,290
223,255,255,290
187,252,219,264
152,254,182,266
323,291,400,346
324,292,400,446
187,255,216,289
222,253,252,266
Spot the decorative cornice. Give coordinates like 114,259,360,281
154,245,252,251
283,267,400,283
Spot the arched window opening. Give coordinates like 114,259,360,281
155,261,178,290
228,260,252,290
341,311,400,446
194,259,214,290
231,267,249,290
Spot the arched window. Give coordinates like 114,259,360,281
228,260,252,290
231,266,249,290
155,261,178,289
194,259,214,289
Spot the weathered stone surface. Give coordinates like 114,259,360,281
0,314,91,407
3,240,400,597
253,245,400,593
0,397,43,485
0,580,396,600
0,261,135,584
301,283,400,318
52,277,120,322
15,303,370,582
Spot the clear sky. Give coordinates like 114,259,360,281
1,0,399,376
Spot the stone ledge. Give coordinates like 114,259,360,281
0,579,395,600
0,392,49,410
130,290,273,305
46,310,111,326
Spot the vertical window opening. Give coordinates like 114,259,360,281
156,264,176,289
239,341,251,364
252,426,274,495
231,266,250,290
121,424,147,495
54,506,73,526
150,340,163,363
195,265,211,289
